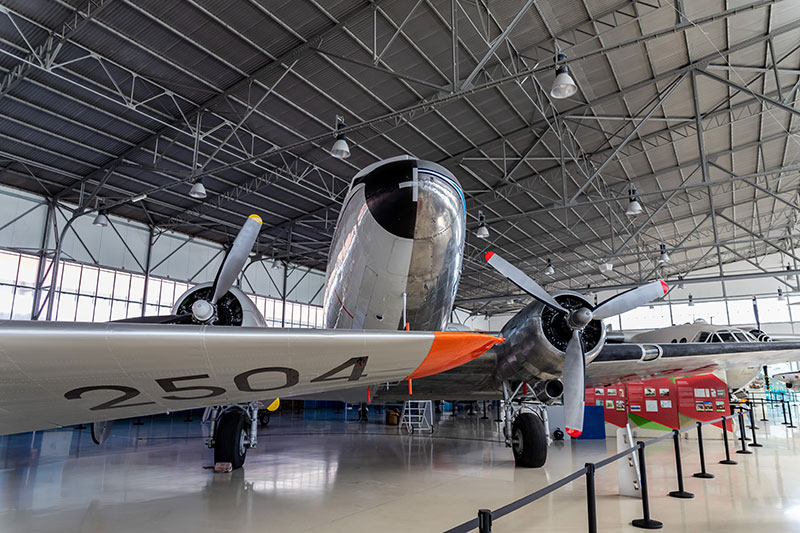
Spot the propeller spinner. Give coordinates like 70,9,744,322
485,252,667,438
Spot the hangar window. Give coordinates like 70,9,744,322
0,249,324,328
697,332,710,343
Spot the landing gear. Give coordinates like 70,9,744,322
512,413,548,467
203,402,259,469
258,410,271,427
215,410,249,469
502,381,550,468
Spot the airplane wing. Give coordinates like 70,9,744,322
0,320,502,435
586,341,800,386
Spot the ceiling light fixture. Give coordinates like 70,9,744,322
131,193,147,203
677,275,684,290
688,294,694,307
92,208,109,227
778,287,785,301
659,243,670,264
550,52,577,99
625,186,642,216
330,116,350,159
189,178,207,199
475,211,490,239
544,258,555,276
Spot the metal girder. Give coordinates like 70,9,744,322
717,212,800,264
699,69,800,120
0,2,371,209
448,16,800,182
567,72,687,203
0,0,115,100
458,0,535,90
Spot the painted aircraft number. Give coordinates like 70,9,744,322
63,357,369,411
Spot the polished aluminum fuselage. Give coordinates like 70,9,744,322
323,156,465,332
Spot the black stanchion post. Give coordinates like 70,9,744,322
481,401,489,420
693,422,714,479
493,400,502,423
788,398,797,429
782,397,789,425
760,398,768,422
478,509,492,533
133,417,144,426
585,463,598,533
748,404,763,447
668,430,694,498
720,416,737,465
736,411,753,454
747,402,758,429
631,443,663,530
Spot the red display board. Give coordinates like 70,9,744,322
585,374,732,432
675,374,731,430
626,378,679,431
585,384,627,427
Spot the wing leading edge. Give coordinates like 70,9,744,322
587,340,800,386
0,321,502,435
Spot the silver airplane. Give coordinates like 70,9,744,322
773,371,800,389
3,155,797,470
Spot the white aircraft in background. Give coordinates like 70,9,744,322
5,155,794,471
773,371,800,389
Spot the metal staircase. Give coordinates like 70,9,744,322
400,400,434,433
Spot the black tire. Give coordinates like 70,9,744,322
258,411,270,426
512,413,547,468
214,410,249,469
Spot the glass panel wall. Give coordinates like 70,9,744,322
0,249,322,327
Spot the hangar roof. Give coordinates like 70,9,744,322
1,0,799,314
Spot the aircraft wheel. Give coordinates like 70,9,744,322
512,413,547,468
258,410,270,426
214,410,248,469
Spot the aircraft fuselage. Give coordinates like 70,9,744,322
322,156,465,332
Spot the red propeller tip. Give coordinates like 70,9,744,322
566,428,582,438
660,280,668,294
484,252,495,261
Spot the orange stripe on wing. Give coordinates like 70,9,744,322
407,332,504,380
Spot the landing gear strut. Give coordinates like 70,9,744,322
502,381,550,468
203,402,260,469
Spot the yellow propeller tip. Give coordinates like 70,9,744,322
267,398,280,412
249,214,263,225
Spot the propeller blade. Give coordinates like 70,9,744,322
563,329,586,438
592,280,668,320
210,214,263,304
112,314,192,324
485,252,567,313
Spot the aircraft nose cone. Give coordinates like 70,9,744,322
360,159,463,239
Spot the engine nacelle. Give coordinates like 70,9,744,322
493,291,605,385
173,282,266,327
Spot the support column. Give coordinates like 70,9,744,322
280,223,293,328
141,226,155,316
31,199,54,319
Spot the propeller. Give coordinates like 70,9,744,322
485,251,667,438
191,214,263,323
115,214,263,326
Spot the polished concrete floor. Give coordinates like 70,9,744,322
0,404,799,532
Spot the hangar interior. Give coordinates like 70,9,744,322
2,0,800,531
